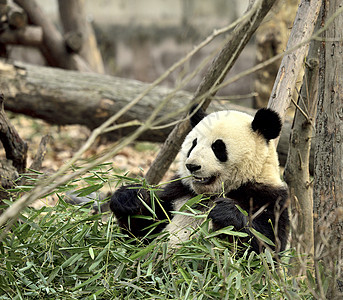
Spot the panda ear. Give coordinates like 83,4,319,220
189,104,207,128
251,108,282,141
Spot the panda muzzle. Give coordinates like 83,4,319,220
193,175,216,185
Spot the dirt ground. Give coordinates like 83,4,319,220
3,114,179,208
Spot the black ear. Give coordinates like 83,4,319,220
189,104,207,128
251,108,282,141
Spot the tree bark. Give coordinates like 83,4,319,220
284,41,319,275
0,93,27,174
58,0,104,74
145,0,278,185
13,0,91,72
267,0,322,134
253,0,299,108
0,26,42,47
0,93,27,201
314,0,343,298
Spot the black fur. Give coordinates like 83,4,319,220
110,178,289,253
251,108,282,141
187,138,197,157
211,139,228,162
110,178,195,238
190,104,207,128
209,182,289,252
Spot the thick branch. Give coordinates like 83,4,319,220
0,26,42,46
284,41,319,274
13,0,91,72
145,0,277,185
58,0,104,74
0,93,27,174
267,0,322,131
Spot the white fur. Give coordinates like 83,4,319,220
179,110,282,194
165,110,283,246
164,197,211,248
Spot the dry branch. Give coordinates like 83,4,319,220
145,0,278,185
58,0,104,73
13,0,91,72
0,93,27,174
267,0,322,127
29,134,51,171
0,26,42,46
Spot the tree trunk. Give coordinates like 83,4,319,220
0,93,27,202
58,0,104,74
267,0,322,131
13,0,91,72
253,0,299,108
314,0,343,298
284,40,319,275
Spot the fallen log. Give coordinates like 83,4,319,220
0,59,313,171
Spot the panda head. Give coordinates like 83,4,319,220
179,107,283,194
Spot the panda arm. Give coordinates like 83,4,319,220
208,199,274,253
209,183,289,252
110,177,194,238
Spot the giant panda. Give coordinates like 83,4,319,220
110,107,289,253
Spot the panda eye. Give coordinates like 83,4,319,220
187,138,197,157
211,139,227,162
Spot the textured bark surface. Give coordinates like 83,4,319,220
267,0,322,127
314,0,343,298
13,0,91,72
0,93,27,201
284,51,319,274
253,0,299,108
0,94,27,174
58,0,104,74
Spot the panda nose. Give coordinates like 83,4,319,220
186,163,201,173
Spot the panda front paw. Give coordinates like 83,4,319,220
208,198,248,231
110,185,148,217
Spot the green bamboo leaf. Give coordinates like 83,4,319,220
72,272,103,291
129,244,155,260
235,205,248,216
61,253,83,268
180,194,204,211
264,248,275,271
89,246,95,260
206,226,249,238
235,272,242,289
74,183,103,197
249,228,275,246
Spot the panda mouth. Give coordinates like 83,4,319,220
192,175,216,185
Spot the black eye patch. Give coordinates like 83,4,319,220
187,138,197,157
211,139,227,162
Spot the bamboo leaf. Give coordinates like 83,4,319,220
249,228,275,246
